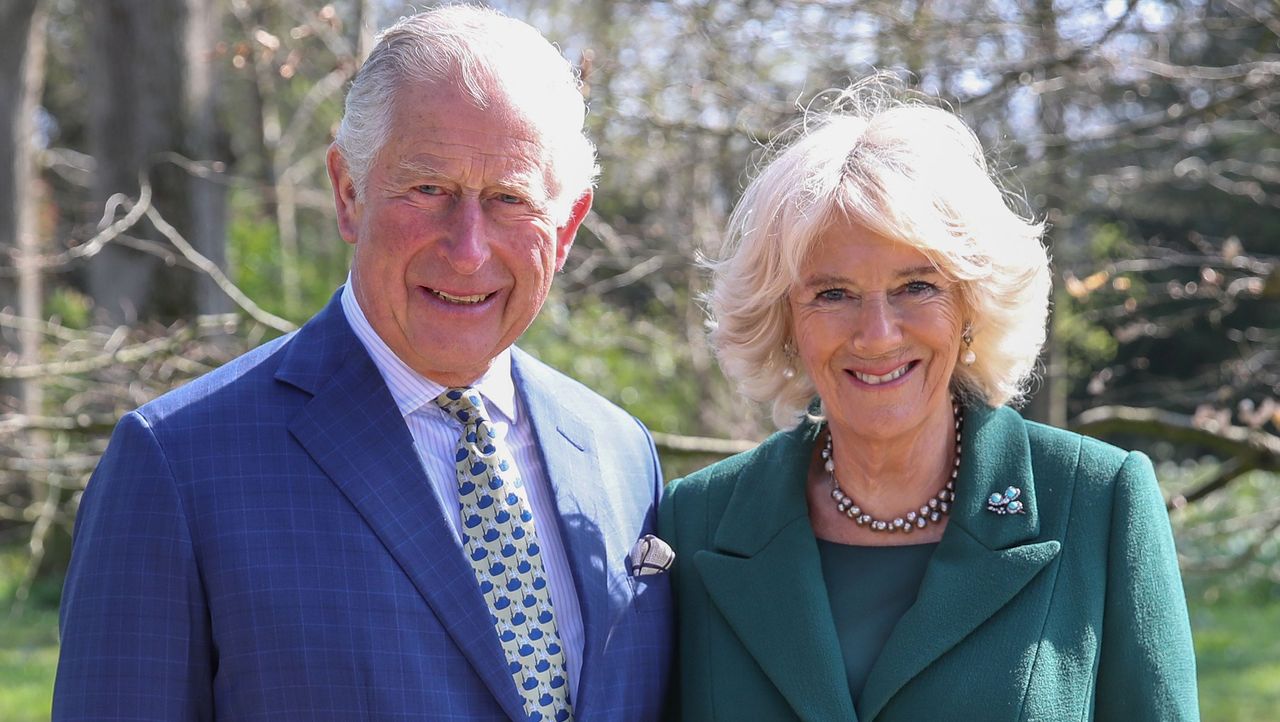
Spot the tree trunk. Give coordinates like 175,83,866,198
185,0,230,317
1024,0,1069,427
87,0,224,323
0,0,46,414
0,0,63,605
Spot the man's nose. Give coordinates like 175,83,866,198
441,197,490,275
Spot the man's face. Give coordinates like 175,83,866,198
328,78,591,386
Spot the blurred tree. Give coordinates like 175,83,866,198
0,0,57,606
85,0,227,323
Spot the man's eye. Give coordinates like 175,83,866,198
414,185,446,196
496,193,523,205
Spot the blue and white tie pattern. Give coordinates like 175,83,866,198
435,388,572,722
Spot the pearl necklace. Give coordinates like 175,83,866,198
823,403,964,533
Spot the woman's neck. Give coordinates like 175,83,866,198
825,403,958,517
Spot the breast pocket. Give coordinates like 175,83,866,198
628,572,673,614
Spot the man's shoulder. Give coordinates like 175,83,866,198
136,292,356,430
135,331,300,427
511,347,641,429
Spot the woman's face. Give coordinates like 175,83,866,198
788,222,965,443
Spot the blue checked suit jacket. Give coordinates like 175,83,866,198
53,291,674,721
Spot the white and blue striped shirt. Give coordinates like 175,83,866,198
340,282,584,699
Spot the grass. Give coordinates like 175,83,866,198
0,607,58,722
1190,586,1280,722
0,543,60,722
1,543,1277,720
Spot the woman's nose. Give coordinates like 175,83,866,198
851,295,904,354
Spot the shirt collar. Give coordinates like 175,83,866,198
340,277,519,423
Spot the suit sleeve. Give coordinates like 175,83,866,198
53,411,214,721
1094,451,1199,721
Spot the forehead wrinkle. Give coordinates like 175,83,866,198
395,147,548,197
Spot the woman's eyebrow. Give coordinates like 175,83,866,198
895,265,941,279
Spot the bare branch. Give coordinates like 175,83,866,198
0,179,153,274
1168,456,1255,509
0,331,191,380
652,431,756,456
1123,57,1280,82
0,412,119,435
579,255,670,296
1071,405,1280,465
142,205,298,333
958,0,1143,106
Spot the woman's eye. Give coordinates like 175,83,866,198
818,288,848,302
904,280,937,294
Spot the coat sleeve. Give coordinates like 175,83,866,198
1094,451,1199,721
53,411,214,721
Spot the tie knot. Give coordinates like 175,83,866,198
434,387,489,426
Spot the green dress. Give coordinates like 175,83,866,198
816,540,938,703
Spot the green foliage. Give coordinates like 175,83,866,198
1057,301,1119,383
226,190,283,308
226,188,350,324
1168,465,1280,603
1087,222,1138,260
43,288,91,331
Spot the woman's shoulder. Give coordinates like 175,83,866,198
1017,412,1147,476
660,423,814,536
666,424,810,496
1001,408,1160,510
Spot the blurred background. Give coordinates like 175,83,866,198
1,0,1277,718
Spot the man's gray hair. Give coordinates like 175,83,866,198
334,5,598,224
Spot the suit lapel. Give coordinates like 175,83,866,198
279,293,528,722
857,405,1061,721
511,351,614,718
695,423,858,722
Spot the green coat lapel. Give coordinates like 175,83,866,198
693,423,858,722
858,405,1061,720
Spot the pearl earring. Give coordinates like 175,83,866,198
782,341,798,379
961,323,976,366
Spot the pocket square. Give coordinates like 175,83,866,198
628,534,675,576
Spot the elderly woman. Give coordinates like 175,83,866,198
660,82,1199,721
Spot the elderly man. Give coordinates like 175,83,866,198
53,6,672,721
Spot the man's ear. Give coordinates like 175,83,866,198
554,190,593,271
327,144,361,245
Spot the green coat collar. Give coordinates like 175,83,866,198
693,404,1062,722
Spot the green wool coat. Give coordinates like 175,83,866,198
659,404,1199,721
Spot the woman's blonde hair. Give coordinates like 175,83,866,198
706,76,1052,428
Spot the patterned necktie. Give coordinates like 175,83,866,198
435,388,572,722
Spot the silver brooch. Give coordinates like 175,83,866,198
986,486,1025,515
